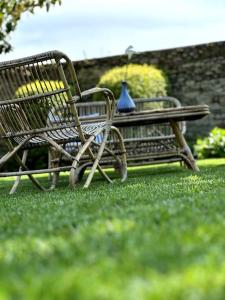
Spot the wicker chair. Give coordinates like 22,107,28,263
0,51,127,194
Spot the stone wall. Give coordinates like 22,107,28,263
74,41,225,143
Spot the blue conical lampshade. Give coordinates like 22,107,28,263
117,81,136,113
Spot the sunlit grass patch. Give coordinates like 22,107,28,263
0,158,225,299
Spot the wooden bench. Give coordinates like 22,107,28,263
54,97,209,172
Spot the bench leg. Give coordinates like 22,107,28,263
170,120,199,172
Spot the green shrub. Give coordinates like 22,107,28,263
16,80,65,97
15,80,66,125
96,64,169,100
195,127,225,159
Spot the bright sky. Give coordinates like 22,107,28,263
1,0,225,62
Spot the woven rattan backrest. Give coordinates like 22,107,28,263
0,51,81,139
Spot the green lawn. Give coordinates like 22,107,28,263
0,159,225,300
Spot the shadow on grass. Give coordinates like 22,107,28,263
0,166,185,196
1,158,225,196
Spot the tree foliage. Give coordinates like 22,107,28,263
0,0,61,54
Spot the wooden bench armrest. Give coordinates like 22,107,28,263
135,97,182,108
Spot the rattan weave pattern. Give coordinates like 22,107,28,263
0,51,127,193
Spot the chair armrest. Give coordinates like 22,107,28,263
72,87,115,122
80,87,114,99
82,87,115,121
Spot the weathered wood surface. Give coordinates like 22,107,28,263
80,105,210,126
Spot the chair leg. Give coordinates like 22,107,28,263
69,162,91,185
11,153,47,192
48,147,61,190
75,163,92,183
10,148,60,193
69,136,96,188
92,126,127,182
9,150,28,194
69,134,113,188
0,137,48,193
84,132,113,189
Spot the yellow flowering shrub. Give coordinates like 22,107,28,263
97,64,169,99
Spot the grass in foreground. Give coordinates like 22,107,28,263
0,159,225,300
